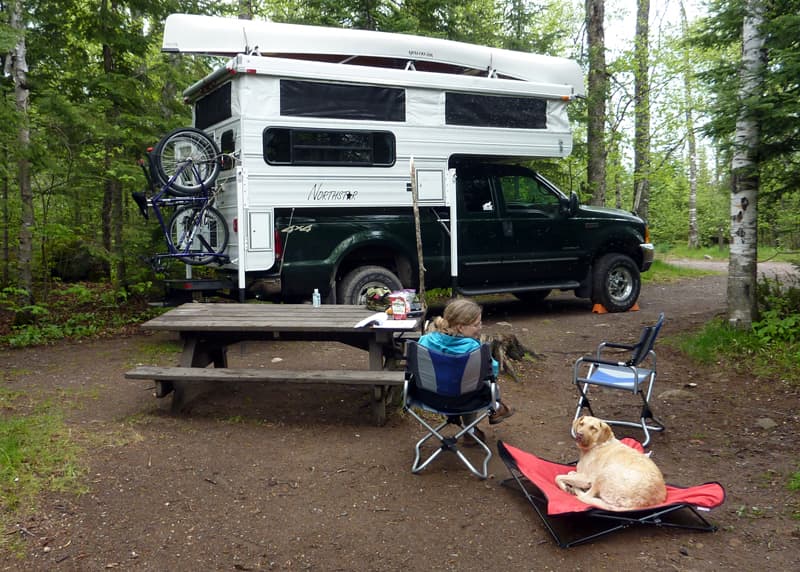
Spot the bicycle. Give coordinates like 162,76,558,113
132,127,230,268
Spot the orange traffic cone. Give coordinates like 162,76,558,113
592,302,640,314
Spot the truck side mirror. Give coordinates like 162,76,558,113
561,192,579,216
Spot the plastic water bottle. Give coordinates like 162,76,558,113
312,288,321,308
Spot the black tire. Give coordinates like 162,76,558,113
337,266,403,305
591,253,641,312
168,205,229,266
514,289,551,304
153,128,221,196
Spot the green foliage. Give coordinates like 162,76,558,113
678,271,800,383
0,281,161,349
753,272,800,344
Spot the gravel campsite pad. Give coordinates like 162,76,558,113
1,261,798,571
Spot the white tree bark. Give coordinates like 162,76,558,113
727,0,765,329
7,0,34,303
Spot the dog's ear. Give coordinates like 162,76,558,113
598,421,613,443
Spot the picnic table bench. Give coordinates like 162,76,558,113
125,303,422,425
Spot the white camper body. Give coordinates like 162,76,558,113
160,14,586,301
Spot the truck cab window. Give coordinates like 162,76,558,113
499,174,560,216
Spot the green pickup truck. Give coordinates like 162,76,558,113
250,161,653,313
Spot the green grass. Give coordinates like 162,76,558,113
674,317,800,381
663,243,800,265
132,339,183,365
0,391,87,521
643,258,716,283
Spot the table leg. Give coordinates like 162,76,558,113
167,336,229,413
372,385,387,427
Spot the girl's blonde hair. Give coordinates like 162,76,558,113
427,298,482,336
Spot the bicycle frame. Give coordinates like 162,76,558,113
134,151,229,267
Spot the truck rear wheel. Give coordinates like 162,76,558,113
338,266,402,305
591,253,640,312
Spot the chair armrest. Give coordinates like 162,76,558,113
596,341,636,359
577,356,628,368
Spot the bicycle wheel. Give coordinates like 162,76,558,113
168,205,229,265
153,127,221,196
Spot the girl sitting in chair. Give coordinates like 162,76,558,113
419,297,515,442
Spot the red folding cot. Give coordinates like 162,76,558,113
498,440,726,548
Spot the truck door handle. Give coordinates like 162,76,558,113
502,220,513,237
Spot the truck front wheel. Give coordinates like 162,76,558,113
338,266,403,305
591,253,641,312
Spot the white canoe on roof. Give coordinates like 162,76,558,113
162,13,585,97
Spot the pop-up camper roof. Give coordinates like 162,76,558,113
162,13,585,97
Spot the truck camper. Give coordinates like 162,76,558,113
151,13,652,312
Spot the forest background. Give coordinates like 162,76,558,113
1,0,799,319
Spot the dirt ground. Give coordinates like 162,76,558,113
2,261,799,571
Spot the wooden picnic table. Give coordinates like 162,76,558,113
125,303,423,425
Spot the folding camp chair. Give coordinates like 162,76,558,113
498,440,725,548
571,312,665,447
402,341,499,479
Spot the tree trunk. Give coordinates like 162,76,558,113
239,0,252,20
102,135,113,279
680,0,699,249
727,0,764,329
2,153,9,287
632,0,651,221
585,0,606,206
9,0,34,305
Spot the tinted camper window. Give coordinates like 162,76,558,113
263,128,395,166
280,80,405,122
445,93,546,129
195,83,232,129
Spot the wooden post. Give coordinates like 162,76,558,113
410,157,426,305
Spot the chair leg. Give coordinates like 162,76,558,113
405,407,492,479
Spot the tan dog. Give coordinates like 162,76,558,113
555,416,667,511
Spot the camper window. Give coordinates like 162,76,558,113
263,128,395,167
195,83,232,129
445,93,546,129
280,80,405,122
219,130,236,171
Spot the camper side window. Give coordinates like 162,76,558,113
445,92,546,129
219,130,236,171
263,128,395,167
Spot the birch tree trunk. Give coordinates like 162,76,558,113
680,0,699,249
632,0,651,221
7,0,34,304
727,0,765,329
585,0,606,206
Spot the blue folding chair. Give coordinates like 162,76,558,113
571,313,666,447
403,341,499,479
